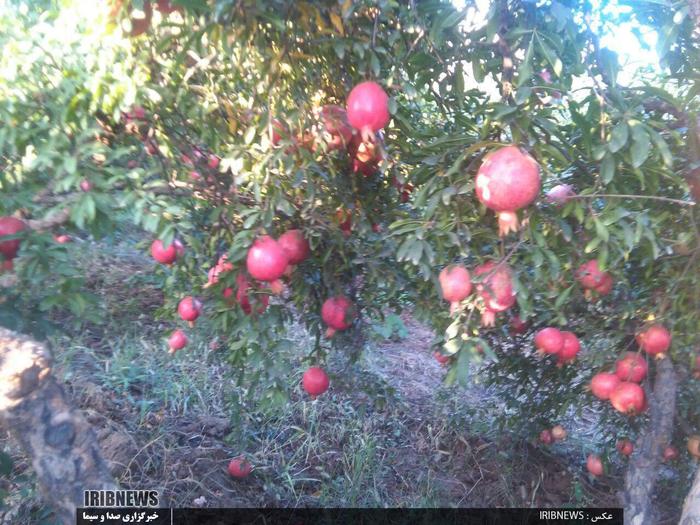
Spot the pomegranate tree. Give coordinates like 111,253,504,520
346,81,390,142
637,323,671,357
302,367,330,397
438,264,472,314
321,296,354,337
0,216,26,261
227,457,252,479
474,146,541,236
246,235,289,282
473,261,515,326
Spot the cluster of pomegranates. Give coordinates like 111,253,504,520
533,326,581,365
438,261,516,327
576,259,613,298
539,424,567,445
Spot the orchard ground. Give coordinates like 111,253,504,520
0,229,684,523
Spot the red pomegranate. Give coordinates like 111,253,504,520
474,261,515,326
433,351,450,365
168,329,188,354
278,229,310,265
637,324,671,356
439,265,472,314
346,81,390,141
54,234,72,244
206,254,234,287
539,429,553,445
551,425,567,441
150,239,183,265
270,118,289,147
246,236,289,282
586,454,604,477
610,382,646,415
302,367,330,397
321,296,354,336
594,272,613,296
590,372,620,400
208,155,220,169
617,439,634,456
557,331,581,365
227,457,252,479
178,296,202,323
317,105,353,150
663,445,678,461
615,352,647,383
0,217,27,260
475,146,541,236
534,327,564,355
510,315,527,334
545,184,575,205
576,260,606,289
235,274,269,315
155,0,180,14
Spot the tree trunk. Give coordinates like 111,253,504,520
0,327,117,525
621,357,677,525
681,466,700,524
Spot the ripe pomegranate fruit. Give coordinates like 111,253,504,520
189,170,201,180
687,435,700,459
539,429,553,445
475,146,541,236
0,217,27,260
399,183,414,203
155,0,179,14
151,239,183,265
534,327,564,355
246,236,289,282
545,184,575,205
317,105,353,150
637,324,671,356
80,179,93,192
348,134,383,176
54,234,72,244
235,274,269,315
474,261,515,326
663,445,678,461
615,352,647,383
321,296,354,336
168,329,188,354
439,265,472,314
617,439,634,456
177,296,202,323
575,260,606,289
551,425,567,441
433,351,450,365
510,315,527,335
593,272,613,296
227,457,252,479
278,229,310,265
302,367,330,397
586,454,604,477
346,81,390,141
590,372,620,400
208,155,220,169
557,331,580,365
610,382,646,415
206,254,234,287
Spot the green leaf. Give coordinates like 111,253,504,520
608,122,628,153
630,128,651,168
600,154,615,184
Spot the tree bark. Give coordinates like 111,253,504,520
681,466,700,524
621,357,677,525
0,327,116,525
